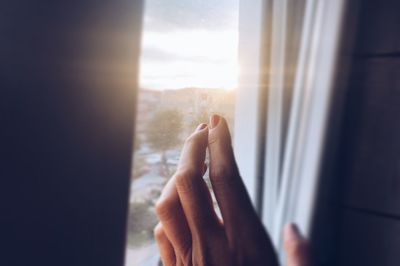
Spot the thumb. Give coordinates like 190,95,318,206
283,223,310,266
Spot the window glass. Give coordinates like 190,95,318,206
125,1,238,265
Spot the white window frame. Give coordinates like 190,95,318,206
236,0,347,264
263,0,290,231
273,0,346,258
234,0,270,207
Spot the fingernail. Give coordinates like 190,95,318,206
196,123,208,131
209,114,220,129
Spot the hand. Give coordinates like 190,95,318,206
154,115,309,266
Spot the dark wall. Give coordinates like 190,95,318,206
0,1,143,265
333,0,400,265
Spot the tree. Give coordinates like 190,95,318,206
145,108,183,176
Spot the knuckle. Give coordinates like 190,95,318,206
155,197,178,221
153,224,163,240
174,169,198,193
210,165,236,189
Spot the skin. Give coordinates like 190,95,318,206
154,115,310,266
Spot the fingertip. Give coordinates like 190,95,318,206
193,123,209,143
193,123,209,137
196,123,208,131
284,223,304,244
284,223,300,238
209,114,228,131
185,123,209,148
283,223,310,266
208,115,232,146
209,114,221,129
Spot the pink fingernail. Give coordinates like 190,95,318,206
209,114,220,129
196,123,207,131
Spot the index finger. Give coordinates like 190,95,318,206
175,124,219,235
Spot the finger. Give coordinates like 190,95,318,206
207,115,259,234
154,223,176,266
175,123,219,235
155,176,191,257
284,224,310,266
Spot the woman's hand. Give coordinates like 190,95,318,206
154,115,309,266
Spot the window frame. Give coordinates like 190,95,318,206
234,0,270,208
236,0,348,264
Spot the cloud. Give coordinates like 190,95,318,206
141,29,238,61
144,0,238,32
141,46,232,65
139,0,238,90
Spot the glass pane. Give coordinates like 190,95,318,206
125,1,238,265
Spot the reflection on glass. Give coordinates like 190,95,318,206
125,1,238,265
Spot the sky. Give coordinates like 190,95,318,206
139,0,239,90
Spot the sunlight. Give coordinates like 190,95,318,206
139,28,238,90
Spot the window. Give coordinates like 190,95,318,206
125,1,239,265
125,0,347,264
